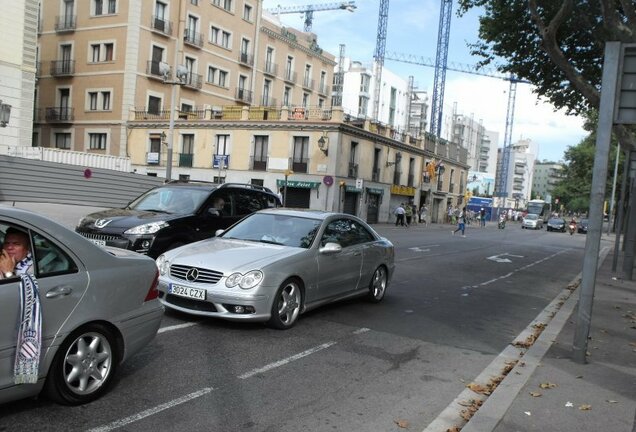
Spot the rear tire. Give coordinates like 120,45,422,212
267,278,303,330
45,323,118,405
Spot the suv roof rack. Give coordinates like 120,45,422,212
165,179,217,185
218,183,274,194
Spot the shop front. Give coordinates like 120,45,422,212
365,187,384,224
276,179,321,208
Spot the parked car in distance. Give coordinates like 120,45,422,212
0,206,163,405
578,218,589,234
76,182,281,258
522,213,543,230
546,217,566,232
156,209,395,329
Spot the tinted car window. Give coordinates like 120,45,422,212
321,218,370,248
33,232,77,276
235,190,264,216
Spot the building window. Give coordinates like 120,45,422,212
212,0,232,12
87,91,111,111
191,0,198,4
283,86,291,106
90,43,114,62
148,95,161,115
101,91,111,110
302,93,309,107
292,136,309,173
207,66,229,87
216,134,230,155
89,133,107,150
210,26,231,48
243,4,252,21
55,133,71,149
89,92,98,110
150,136,161,153
253,135,268,170
93,0,116,16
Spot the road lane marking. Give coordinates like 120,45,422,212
238,341,337,379
87,387,214,432
157,322,199,334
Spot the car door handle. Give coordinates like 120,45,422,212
46,285,73,298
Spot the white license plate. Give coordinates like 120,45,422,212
89,239,106,246
169,284,206,301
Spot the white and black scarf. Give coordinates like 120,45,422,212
15,252,33,275
14,273,41,384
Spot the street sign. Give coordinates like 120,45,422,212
213,154,229,168
355,178,363,189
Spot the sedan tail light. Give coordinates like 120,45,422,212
144,269,160,301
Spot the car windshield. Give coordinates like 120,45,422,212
127,187,211,214
221,213,322,248
526,214,538,220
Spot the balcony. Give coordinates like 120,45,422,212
260,97,277,107
146,60,168,79
151,15,173,36
318,83,329,95
45,107,74,122
179,153,193,167
235,88,253,104
372,168,380,182
263,61,277,76
184,29,203,48
251,157,267,171
302,77,314,91
183,72,203,90
55,15,76,32
292,160,308,173
283,69,297,84
348,163,358,178
238,52,254,66
50,60,75,76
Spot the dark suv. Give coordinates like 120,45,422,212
76,182,281,258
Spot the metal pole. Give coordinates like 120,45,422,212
284,174,288,207
607,143,620,235
166,81,177,182
612,149,630,271
572,42,621,364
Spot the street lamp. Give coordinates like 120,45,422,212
0,101,11,127
159,62,188,181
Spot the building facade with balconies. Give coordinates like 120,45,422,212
495,138,538,208
532,161,563,201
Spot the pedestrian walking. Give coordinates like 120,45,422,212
394,204,406,227
480,208,486,227
452,206,467,237
405,204,413,226
419,204,428,226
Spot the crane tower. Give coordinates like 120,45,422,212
372,0,390,121
430,0,453,137
266,1,356,32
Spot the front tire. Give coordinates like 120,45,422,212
45,324,118,405
367,266,388,303
267,278,303,330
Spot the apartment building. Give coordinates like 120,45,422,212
0,0,38,147
495,138,538,208
35,0,335,158
532,161,563,201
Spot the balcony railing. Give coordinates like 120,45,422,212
302,78,314,90
348,163,358,178
146,60,168,79
50,60,75,76
283,69,297,84
260,97,277,107
45,107,74,122
292,161,308,173
251,157,267,171
55,15,76,32
183,72,203,90
236,88,253,103
179,153,194,167
151,15,173,36
263,61,277,76
184,29,203,47
238,52,254,66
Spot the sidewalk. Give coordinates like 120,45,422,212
463,247,636,432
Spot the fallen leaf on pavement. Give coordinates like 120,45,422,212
394,419,409,428
524,411,531,416
529,392,542,397
467,383,490,395
540,382,557,389
565,402,574,408
606,400,618,404
446,427,461,432
579,404,592,411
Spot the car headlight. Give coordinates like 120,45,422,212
226,270,264,289
156,254,170,275
124,221,169,235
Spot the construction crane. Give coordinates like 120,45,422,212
266,1,356,32
385,52,530,199
372,0,390,121
430,0,453,138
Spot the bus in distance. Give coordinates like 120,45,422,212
526,199,550,222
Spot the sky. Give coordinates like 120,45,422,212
262,0,588,162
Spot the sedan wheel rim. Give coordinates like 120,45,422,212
277,283,301,325
63,332,112,395
372,268,386,299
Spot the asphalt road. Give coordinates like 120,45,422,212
0,209,588,432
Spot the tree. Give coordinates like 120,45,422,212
457,0,636,151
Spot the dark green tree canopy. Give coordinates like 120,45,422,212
457,0,636,150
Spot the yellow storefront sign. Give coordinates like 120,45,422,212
390,185,416,196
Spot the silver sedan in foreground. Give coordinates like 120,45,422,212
0,207,163,405
156,209,395,329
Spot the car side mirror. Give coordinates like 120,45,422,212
319,242,342,255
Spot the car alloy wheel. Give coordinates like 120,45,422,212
368,266,387,303
267,278,302,329
46,324,118,405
